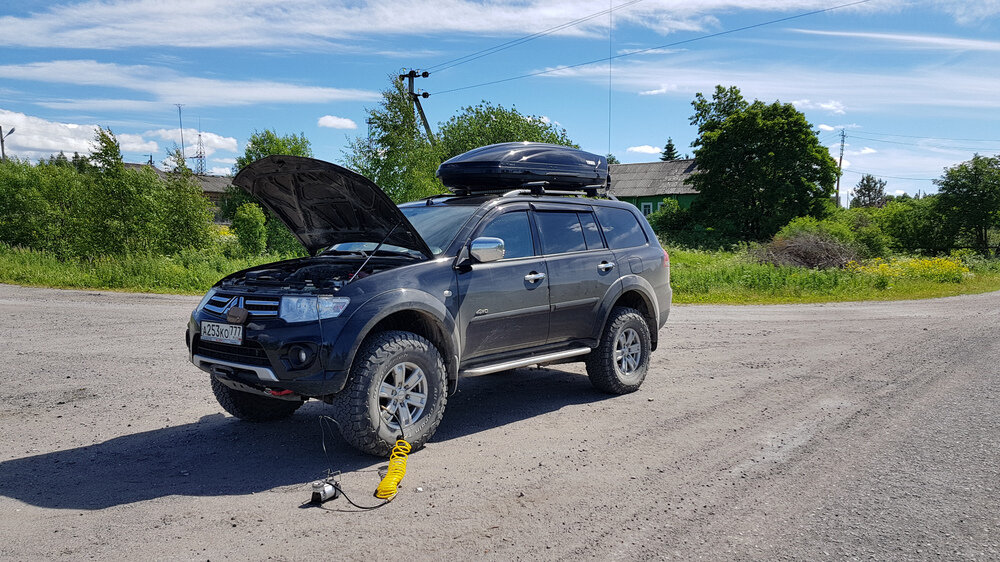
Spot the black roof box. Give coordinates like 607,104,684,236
437,142,608,194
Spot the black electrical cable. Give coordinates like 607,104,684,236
427,0,648,73
431,0,873,96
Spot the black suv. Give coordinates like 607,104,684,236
187,143,671,455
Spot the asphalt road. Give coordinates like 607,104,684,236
0,284,997,560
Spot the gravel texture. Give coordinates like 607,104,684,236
0,283,997,560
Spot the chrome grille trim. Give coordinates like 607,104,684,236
203,293,280,318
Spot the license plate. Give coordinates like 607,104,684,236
201,321,243,345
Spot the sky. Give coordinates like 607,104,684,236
1,0,999,204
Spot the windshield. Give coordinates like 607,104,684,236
399,204,478,255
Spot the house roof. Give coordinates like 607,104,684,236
124,162,232,194
609,159,698,198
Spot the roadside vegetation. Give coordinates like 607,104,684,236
2,79,1000,304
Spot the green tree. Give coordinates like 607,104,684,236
606,153,620,165
850,174,888,208
934,154,1000,253
343,75,579,203
687,88,838,240
231,202,267,256
220,129,313,256
875,195,957,253
342,75,442,203
660,138,680,161
689,85,749,142
158,148,213,253
437,102,575,160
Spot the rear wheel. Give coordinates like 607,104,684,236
586,306,651,394
332,331,448,457
211,377,304,421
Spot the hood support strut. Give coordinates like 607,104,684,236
347,222,401,284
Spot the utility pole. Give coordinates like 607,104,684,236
175,104,186,159
0,126,14,161
836,129,846,207
399,70,435,145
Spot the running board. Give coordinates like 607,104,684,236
460,347,592,376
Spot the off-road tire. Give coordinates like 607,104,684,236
586,306,651,394
211,376,304,421
332,331,448,457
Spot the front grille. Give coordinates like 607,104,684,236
194,337,271,367
203,293,280,318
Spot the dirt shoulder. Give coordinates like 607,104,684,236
1,284,997,560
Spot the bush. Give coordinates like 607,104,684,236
231,203,267,256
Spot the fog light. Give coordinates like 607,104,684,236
288,344,314,368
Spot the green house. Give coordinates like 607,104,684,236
609,159,699,215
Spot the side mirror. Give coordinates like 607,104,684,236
470,237,505,263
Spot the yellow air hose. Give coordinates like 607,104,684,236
374,439,411,500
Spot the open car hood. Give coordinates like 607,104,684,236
233,156,433,258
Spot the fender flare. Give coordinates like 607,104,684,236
593,274,661,345
327,289,459,381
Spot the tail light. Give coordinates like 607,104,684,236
663,249,670,266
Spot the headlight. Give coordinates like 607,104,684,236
280,296,319,323
279,296,351,322
318,296,350,319
195,287,218,313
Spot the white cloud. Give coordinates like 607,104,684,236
791,99,847,115
790,29,1000,51
638,84,678,96
117,133,158,153
818,124,835,132
627,145,662,155
0,60,378,110
144,128,238,158
0,0,916,51
859,147,877,155
544,55,1000,113
208,166,232,176
0,108,98,160
317,115,357,129
212,157,236,165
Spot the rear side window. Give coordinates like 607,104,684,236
535,211,587,254
479,211,534,259
579,212,605,249
595,207,648,249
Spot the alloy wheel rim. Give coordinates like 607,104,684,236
378,361,428,430
614,327,642,377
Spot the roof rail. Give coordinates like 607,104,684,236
500,181,608,198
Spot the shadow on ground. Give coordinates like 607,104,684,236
0,367,609,510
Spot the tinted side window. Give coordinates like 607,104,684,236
595,207,648,249
579,212,605,249
479,211,534,259
536,211,587,254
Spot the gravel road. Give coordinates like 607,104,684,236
0,283,997,561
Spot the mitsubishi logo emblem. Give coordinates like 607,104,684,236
220,296,244,314
221,296,249,324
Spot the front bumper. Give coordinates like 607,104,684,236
186,311,350,397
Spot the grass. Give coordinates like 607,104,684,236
667,245,1000,304
3,242,1000,305
0,244,286,295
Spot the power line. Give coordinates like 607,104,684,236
853,130,1000,143
431,0,872,96
426,0,647,74
849,133,1000,152
841,168,935,181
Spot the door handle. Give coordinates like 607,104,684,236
524,271,546,283
598,261,615,271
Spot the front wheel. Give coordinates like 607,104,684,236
586,306,651,394
211,377,304,421
332,331,448,456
